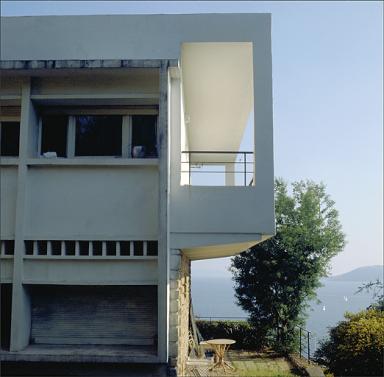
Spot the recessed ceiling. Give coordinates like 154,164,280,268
181,42,254,162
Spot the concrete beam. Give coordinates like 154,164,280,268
0,59,178,71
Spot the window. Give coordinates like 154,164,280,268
75,115,122,157
0,122,20,156
131,115,157,158
41,115,68,157
38,114,158,158
23,240,158,257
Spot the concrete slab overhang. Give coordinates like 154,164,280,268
171,233,272,260
181,42,253,162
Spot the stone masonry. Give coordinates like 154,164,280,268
169,249,191,376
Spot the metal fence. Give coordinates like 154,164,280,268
181,151,253,186
195,316,315,363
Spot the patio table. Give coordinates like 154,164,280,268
206,338,236,372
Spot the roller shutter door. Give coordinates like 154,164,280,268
30,285,157,346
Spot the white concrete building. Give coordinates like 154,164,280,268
0,14,274,375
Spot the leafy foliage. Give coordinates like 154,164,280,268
231,179,346,351
356,279,384,311
196,320,264,350
315,309,384,376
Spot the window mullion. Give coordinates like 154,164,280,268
122,115,131,158
67,116,76,158
37,118,42,156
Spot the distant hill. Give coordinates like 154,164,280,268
331,265,383,282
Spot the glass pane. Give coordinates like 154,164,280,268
0,122,20,156
41,115,68,157
131,115,157,158
75,115,122,156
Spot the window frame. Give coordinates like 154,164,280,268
38,112,158,159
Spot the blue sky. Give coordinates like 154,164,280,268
1,1,382,276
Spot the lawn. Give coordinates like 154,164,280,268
187,350,305,377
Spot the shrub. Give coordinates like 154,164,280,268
196,320,264,350
315,309,384,376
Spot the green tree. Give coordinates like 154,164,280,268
231,179,346,351
356,279,384,311
314,309,384,376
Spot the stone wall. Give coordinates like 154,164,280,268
169,249,190,376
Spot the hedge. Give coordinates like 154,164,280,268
196,320,264,350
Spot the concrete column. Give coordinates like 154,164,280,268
10,79,36,351
157,60,170,363
225,163,235,186
252,31,274,190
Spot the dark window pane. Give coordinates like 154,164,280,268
4,241,15,255
147,241,158,256
37,241,47,256
79,241,89,256
106,241,116,256
75,115,122,156
1,122,20,156
65,241,75,256
120,241,130,256
51,241,62,256
131,115,157,158
92,241,102,256
25,241,34,255
41,115,68,157
133,241,143,256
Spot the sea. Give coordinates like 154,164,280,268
191,277,376,352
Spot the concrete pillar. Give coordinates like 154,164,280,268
157,60,170,363
252,33,274,189
10,79,36,351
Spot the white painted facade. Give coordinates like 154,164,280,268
0,14,274,372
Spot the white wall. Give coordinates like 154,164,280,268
0,260,13,282
24,166,159,240
23,259,157,285
171,186,274,235
1,14,270,61
0,167,18,238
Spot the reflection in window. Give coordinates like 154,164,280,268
131,115,157,158
0,122,20,156
41,115,68,157
75,115,122,156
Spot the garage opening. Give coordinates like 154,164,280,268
29,285,157,350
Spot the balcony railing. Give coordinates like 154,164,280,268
181,151,254,186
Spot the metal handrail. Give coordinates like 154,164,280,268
182,151,253,154
196,316,314,362
297,326,313,363
181,151,254,186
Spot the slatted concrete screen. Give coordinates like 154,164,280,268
30,285,157,346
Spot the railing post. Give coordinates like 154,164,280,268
299,327,302,358
244,152,246,186
307,332,310,363
189,151,191,185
